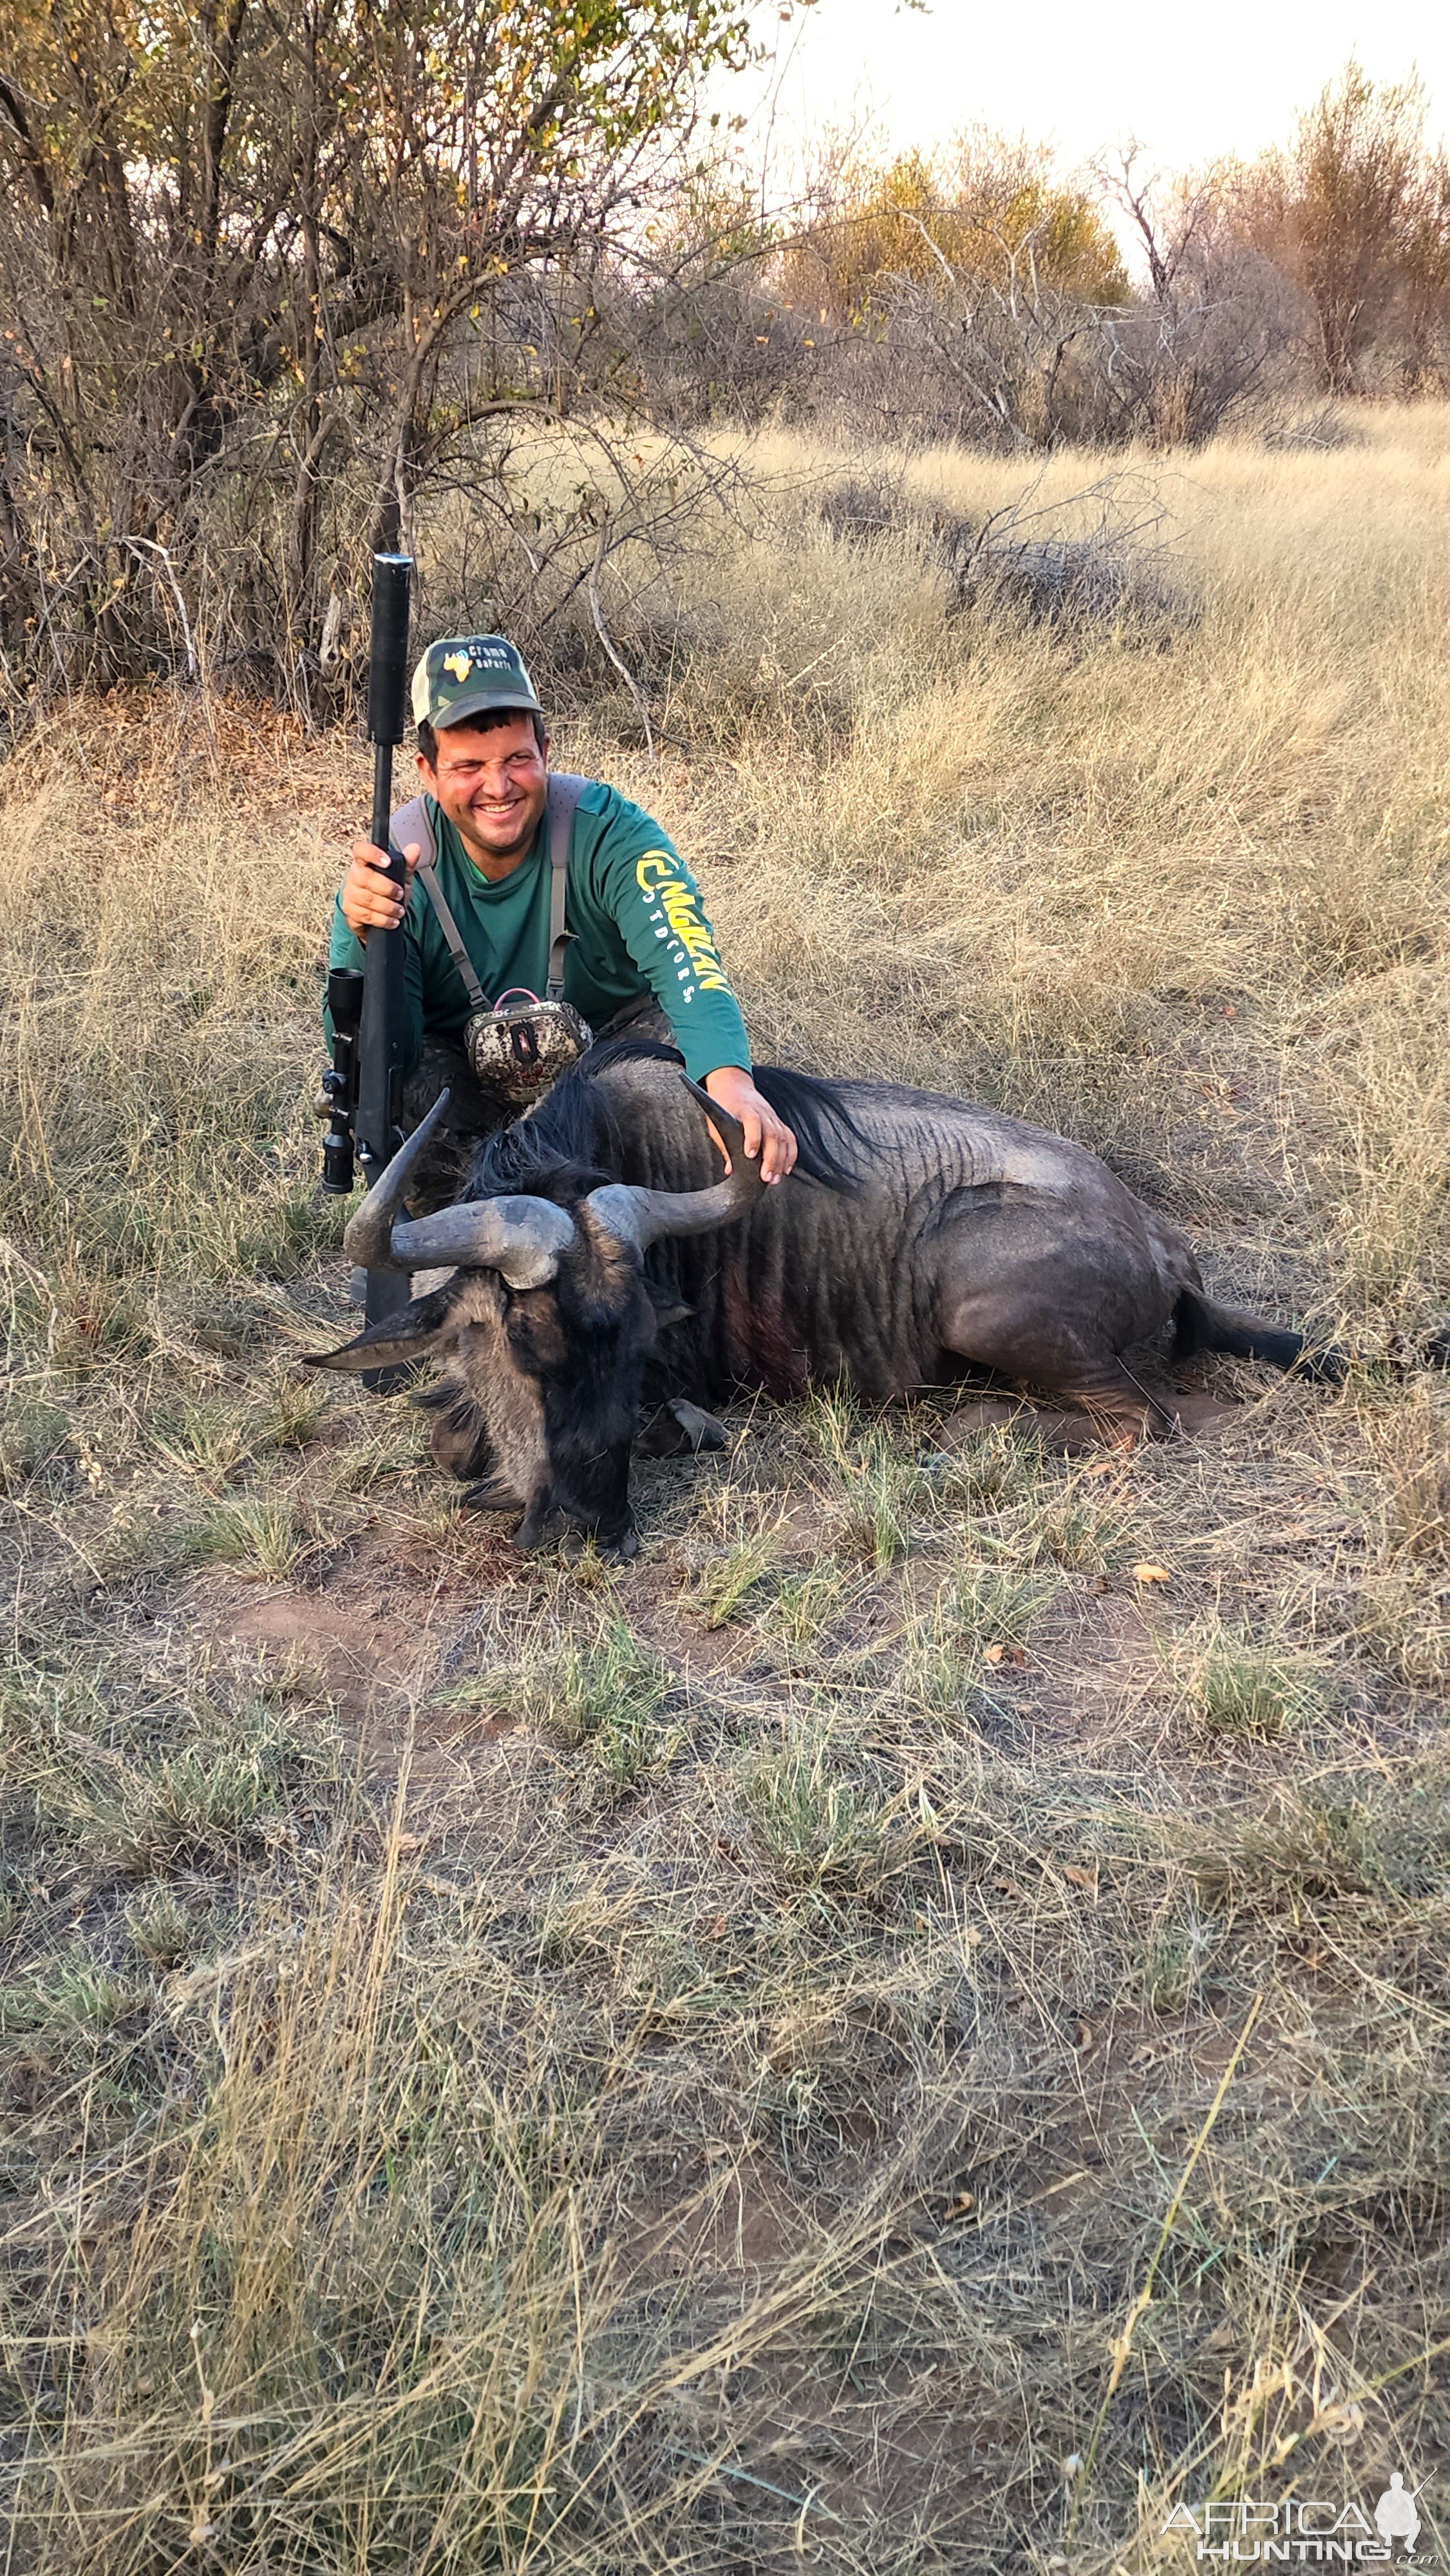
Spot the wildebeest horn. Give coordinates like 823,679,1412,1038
387,1195,576,1288
342,1088,576,1289
585,1075,769,1252
342,1089,454,1271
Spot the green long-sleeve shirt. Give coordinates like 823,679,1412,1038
326,779,751,1084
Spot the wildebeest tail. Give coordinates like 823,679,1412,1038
1171,1287,1346,1384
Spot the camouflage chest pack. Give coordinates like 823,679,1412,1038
390,775,594,1108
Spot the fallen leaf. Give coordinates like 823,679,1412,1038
950,2189,975,2212
1075,2020,1093,2048
1133,1561,1172,1584
983,1642,1005,1665
1007,1645,1027,1668
1064,1865,1098,1895
992,1875,1026,1900
189,2523,216,2546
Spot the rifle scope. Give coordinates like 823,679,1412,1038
319,965,364,1195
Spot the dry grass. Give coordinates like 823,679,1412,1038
1,408,1449,2570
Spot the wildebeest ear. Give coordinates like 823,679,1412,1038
301,1289,452,1374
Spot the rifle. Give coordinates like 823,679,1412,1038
319,551,415,1341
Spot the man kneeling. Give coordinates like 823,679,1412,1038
328,632,796,1206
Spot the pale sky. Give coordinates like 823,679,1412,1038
733,0,1449,191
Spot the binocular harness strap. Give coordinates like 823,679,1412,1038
545,772,587,1001
387,793,489,1009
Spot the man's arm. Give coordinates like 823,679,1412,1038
326,840,426,1072
589,810,797,1180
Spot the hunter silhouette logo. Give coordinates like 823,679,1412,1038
1162,2469,1433,2562
1375,2478,1424,2557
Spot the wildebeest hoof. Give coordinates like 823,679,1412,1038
560,1523,639,1564
512,1503,555,1552
670,1398,727,1452
635,1397,729,1458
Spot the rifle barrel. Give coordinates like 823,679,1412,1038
355,553,415,1343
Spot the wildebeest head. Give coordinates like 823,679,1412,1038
310,1080,762,1555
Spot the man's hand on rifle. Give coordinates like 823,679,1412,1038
341,838,422,942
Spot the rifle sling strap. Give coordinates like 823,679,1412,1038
391,773,589,1013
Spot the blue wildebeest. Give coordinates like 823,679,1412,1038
311,1039,1339,1555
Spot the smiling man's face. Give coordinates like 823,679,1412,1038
420,713,549,875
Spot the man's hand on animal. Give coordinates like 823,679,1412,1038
341,838,422,942
704,1065,797,1184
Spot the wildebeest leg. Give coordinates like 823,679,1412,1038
937,1238,1170,1447
1172,1286,1346,1383
671,1397,728,1452
1047,1364,1159,1447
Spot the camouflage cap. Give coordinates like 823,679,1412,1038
411,634,543,732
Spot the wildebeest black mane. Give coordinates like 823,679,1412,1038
471,1036,867,1204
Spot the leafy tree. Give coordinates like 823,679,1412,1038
1229,64,1446,392
0,0,764,701
782,132,1127,328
